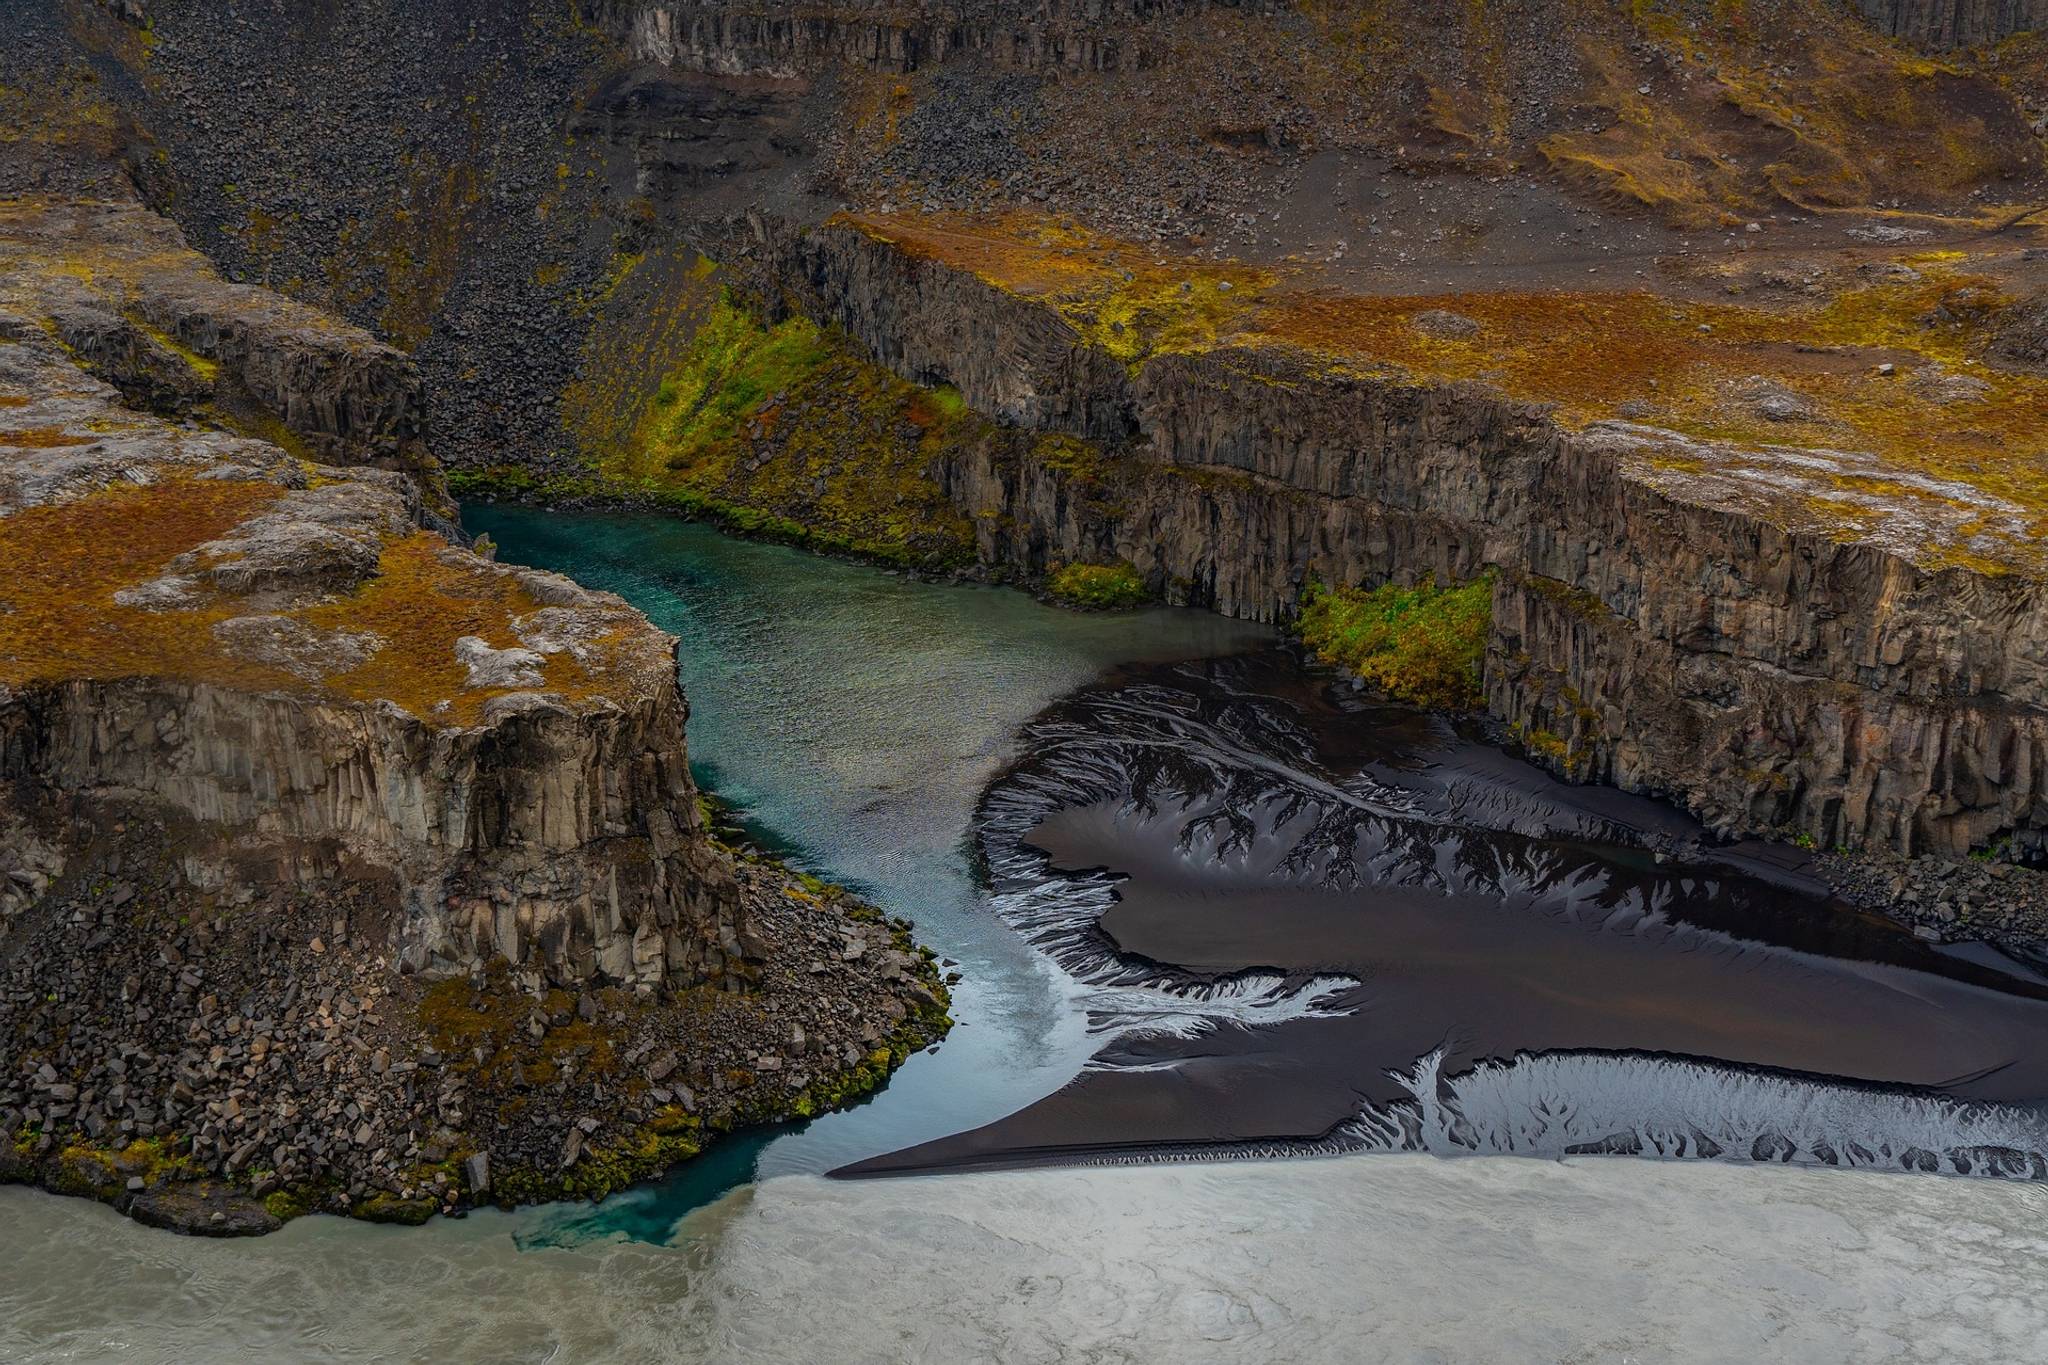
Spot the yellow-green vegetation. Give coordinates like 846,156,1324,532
570,286,976,568
6,1132,203,1208
844,210,2048,573
128,313,221,383
845,211,1271,371
1512,721,1574,766
1545,0,2036,228
561,245,714,463
1297,574,1495,710
1047,560,1150,610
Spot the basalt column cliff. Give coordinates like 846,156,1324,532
0,4,945,1235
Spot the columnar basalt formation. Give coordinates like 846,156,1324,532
0,196,949,1231
1852,0,2048,49
0,199,436,486
0,198,750,992
588,0,1264,76
758,215,2048,860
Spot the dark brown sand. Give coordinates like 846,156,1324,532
844,652,2048,1177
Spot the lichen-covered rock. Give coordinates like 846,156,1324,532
0,199,431,479
0,199,748,992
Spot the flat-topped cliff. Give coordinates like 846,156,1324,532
0,197,749,989
747,210,2048,863
0,193,947,1233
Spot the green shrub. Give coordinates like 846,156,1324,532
1296,573,1493,710
1048,561,1149,610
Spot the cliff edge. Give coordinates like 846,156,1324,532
0,195,947,1233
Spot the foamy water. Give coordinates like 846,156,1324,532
4,1154,2045,1363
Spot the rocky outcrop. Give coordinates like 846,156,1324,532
0,808,947,1234
0,674,753,988
765,218,2048,861
588,0,1266,77
0,195,952,1231
0,221,751,992
1993,289,2048,372
1,199,431,479
1851,0,2048,49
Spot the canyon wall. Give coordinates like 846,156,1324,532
1851,0,2048,48
0,200,751,992
587,0,1269,75
766,220,2048,859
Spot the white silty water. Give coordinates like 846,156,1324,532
4,1153,2045,1363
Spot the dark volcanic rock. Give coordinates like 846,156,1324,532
0,158,951,1237
764,218,2048,869
1850,0,2048,50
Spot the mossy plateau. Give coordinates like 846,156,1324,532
0,470,642,726
842,210,2048,574
1297,574,1495,711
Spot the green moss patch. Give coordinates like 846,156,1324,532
557,283,976,569
1047,560,1149,610
1297,574,1494,710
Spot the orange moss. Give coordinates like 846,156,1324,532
0,474,635,722
303,533,619,724
0,476,291,689
0,427,96,447
839,210,1270,367
840,209,2048,570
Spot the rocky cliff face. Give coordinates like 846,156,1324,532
765,217,2048,860
0,189,950,1233
2,200,431,481
1852,0,2048,49
0,197,747,992
589,0,1265,76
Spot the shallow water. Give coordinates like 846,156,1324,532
6,1158,2046,1363
463,507,1270,1236
6,510,2047,1362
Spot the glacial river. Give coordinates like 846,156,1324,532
3,509,2046,1363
